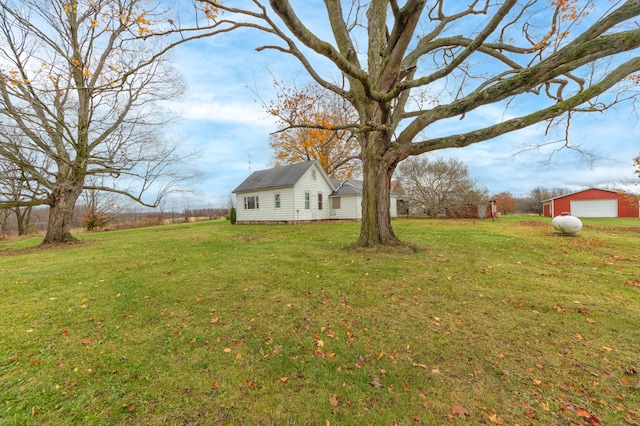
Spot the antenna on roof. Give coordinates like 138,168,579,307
248,154,252,173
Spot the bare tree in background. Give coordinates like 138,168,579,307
79,178,126,231
397,156,485,217
196,0,640,246
520,186,571,215
0,132,50,235
0,0,224,244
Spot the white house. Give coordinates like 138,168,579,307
232,161,398,223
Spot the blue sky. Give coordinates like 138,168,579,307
160,3,640,209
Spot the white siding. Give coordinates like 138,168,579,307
330,195,398,219
291,164,333,220
390,195,398,218
235,163,333,222
330,195,362,220
236,188,297,222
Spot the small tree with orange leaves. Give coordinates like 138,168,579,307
269,85,361,180
493,192,518,216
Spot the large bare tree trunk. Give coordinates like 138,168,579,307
357,133,401,247
42,181,84,245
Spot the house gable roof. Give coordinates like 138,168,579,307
330,179,362,196
329,179,399,197
233,161,332,193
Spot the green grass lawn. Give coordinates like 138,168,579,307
1,216,639,425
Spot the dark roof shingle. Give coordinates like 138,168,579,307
232,161,317,193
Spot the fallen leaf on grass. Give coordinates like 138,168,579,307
586,318,595,323
370,377,382,388
329,395,338,407
452,405,468,418
576,408,590,417
211,381,221,389
488,413,503,424
8,354,18,361
247,380,255,389
576,407,602,425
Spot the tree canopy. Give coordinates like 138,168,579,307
0,0,224,244
268,84,361,180
195,0,640,246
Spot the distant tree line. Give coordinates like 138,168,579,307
0,194,230,237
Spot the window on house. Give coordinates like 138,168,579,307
304,192,310,209
244,196,259,209
275,193,281,209
332,197,341,209
318,193,323,210
311,169,316,180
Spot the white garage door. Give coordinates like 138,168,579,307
570,199,618,218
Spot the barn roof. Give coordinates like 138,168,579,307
542,187,618,203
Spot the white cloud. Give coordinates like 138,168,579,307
177,99,274,124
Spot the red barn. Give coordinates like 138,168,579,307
542,188,639,218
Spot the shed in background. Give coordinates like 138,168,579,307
542,188,639,218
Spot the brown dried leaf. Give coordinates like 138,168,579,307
488,413,504,424
452,405,468,418
329,395,338,407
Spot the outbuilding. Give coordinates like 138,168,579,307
542,188,639,218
